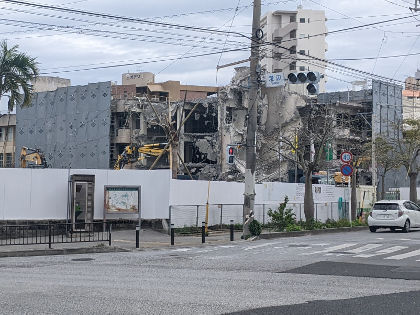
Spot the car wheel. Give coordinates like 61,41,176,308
402,220,411,233
369,226,377,233
390,227,396,232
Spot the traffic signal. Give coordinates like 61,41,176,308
227,145,235,165
287,71,320,95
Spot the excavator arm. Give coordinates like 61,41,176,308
114,143,168,170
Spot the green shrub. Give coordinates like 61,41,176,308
249,220,262,236
301,219,325,230
325,219,337,228
286,224,302,232
267,196,296,231
336,219,351,228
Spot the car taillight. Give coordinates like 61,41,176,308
398,210,403,217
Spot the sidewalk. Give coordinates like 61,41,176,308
0,229,244,257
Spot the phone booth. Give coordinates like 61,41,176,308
68,174,95,231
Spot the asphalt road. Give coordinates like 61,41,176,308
2,229,420,314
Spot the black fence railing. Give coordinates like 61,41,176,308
0,221,112,248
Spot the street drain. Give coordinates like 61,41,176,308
72,258,94,262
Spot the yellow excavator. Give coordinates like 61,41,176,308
114,143,168,170
20,147,48,168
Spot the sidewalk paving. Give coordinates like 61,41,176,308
0,229,244,257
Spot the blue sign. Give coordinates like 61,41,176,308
341,164,353,176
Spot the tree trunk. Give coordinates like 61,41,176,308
381,174,385,201
351,169,357,221
304,170,314,222
409,172,418,202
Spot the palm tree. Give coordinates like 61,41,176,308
0,40,39,111
0,40,38,167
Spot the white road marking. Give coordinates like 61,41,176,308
345,244,383,254
244,243,275,251
355,246,407,258
385,249,420,260
218,245,235,248
302,243,358,255
274,246,285,249
172,248,192,252
312,243,330,246
376,238,384,240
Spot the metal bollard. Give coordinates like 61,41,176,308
202,221,206,244
136,224,140,249
48,222,52,249
230,220,234,241
171,224,175,246
108,223,112,246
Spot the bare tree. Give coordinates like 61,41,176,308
373,136,401,200
392,118,420,202
279,103,335,221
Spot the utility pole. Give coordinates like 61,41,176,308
411,0,420,11
243,0,261,238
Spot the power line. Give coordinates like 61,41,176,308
0,0,247,37
39,46,252,75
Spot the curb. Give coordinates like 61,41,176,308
0,246,130,258
259,226,368,240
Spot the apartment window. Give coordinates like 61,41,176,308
0,153,3,167
5,153,12,168
0,127,3,141
290,30,296,39
299,66,306,71
289,62,296,71
7,127,13,142
300,18,305,23
135,116,141,129
299,50,305,55
289,46,296,54
290,15,296,23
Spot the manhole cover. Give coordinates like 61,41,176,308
72,258,94,262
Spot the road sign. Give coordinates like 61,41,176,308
341,164,353,177
265,73,285,87
340,151,353,164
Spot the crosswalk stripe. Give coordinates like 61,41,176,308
385,249,420,260
346,244,383,254
355,246,408,258
302,243,357,255
172,248,191,252
244,243,274,251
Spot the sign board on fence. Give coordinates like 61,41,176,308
104,186,140,213
265,73,285,88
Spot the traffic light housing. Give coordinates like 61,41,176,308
287,71,320,95
227,145,235,165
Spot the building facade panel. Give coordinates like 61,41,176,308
16,82,111,169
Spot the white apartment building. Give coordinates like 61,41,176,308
260,8,328,93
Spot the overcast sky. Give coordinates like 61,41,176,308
1,0,420,113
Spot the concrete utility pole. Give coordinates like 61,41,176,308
243,0,261,238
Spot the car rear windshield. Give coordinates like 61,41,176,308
373,203,400,210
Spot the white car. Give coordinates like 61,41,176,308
368,200,420,233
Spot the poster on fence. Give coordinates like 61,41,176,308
295,184,339,202
104,186,140,213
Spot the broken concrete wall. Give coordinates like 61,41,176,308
217,67,306,182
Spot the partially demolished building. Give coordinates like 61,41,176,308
16,70,406,191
